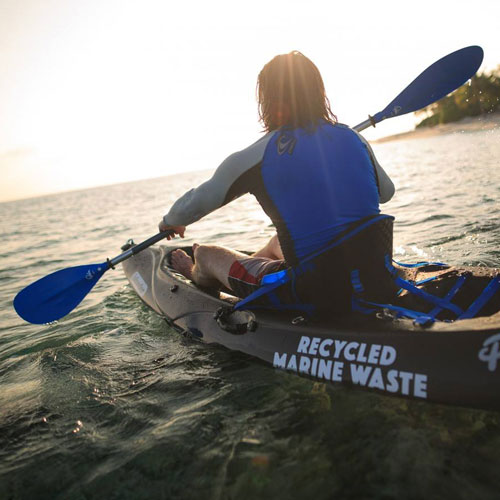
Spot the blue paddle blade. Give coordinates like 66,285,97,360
14,263,109,324
373,45,484,124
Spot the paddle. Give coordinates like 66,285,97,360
14,231,173,324
14,45,484,325
353,45,484,132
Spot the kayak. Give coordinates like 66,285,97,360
121,242,500,411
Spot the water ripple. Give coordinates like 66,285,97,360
1,133,500,498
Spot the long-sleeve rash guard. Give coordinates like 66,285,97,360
163,122,395,266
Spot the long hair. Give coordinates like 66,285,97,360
257,51,337,132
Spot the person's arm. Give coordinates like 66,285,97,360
161,153,242,227
355,131,395,203
159,133,274,234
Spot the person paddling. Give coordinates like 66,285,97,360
159,51,395,314
14,46,482,325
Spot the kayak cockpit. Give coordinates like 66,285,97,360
163,246,500,327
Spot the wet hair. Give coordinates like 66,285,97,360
257,51,337,132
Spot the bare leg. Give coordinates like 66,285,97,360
252,233,284,260
171,244,251,289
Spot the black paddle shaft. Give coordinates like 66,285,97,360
108,230,174,268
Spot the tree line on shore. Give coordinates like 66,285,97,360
416,66,500,128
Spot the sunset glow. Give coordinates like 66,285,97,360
1,0,499,202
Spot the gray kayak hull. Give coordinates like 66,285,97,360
122,245,500,411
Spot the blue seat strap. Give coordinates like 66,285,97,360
397,276,439,296
385,256,463,317
393,276,464,316
350,270,365,294
393,260,448,268
458,275,500,319
415,276,439,286
352,297,435,323
428,274,468,319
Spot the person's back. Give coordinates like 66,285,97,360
159,50,396,315
259,122,381,266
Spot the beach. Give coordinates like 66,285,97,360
375,111,500,143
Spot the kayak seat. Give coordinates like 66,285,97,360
233,214,500,324
235,214,399,316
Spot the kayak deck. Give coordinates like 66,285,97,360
122,244,500,411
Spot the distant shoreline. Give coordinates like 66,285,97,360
373,112,500,143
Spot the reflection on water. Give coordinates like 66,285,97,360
0,129,499,499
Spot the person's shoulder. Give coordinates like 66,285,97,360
238,131,276,154
320,121,360,141
217,132,276,174
228,132,275,162
350,128,371,146
330,122,350,129
329,122,355,133
319,121,353,134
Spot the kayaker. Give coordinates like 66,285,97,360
159,51,395,312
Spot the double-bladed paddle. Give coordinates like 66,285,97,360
14,45,484,324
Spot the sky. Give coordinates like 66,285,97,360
1,0,499,202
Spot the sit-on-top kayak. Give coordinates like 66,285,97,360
121,242,500,411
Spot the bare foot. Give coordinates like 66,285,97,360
171,249,194,280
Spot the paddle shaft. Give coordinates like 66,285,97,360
353,117,376,133
108,230,174,268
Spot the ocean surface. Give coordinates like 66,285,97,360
1,128,499,499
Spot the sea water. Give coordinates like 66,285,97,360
0,128,499,499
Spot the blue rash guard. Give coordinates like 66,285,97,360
163,121,395,269
259,123,381,265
